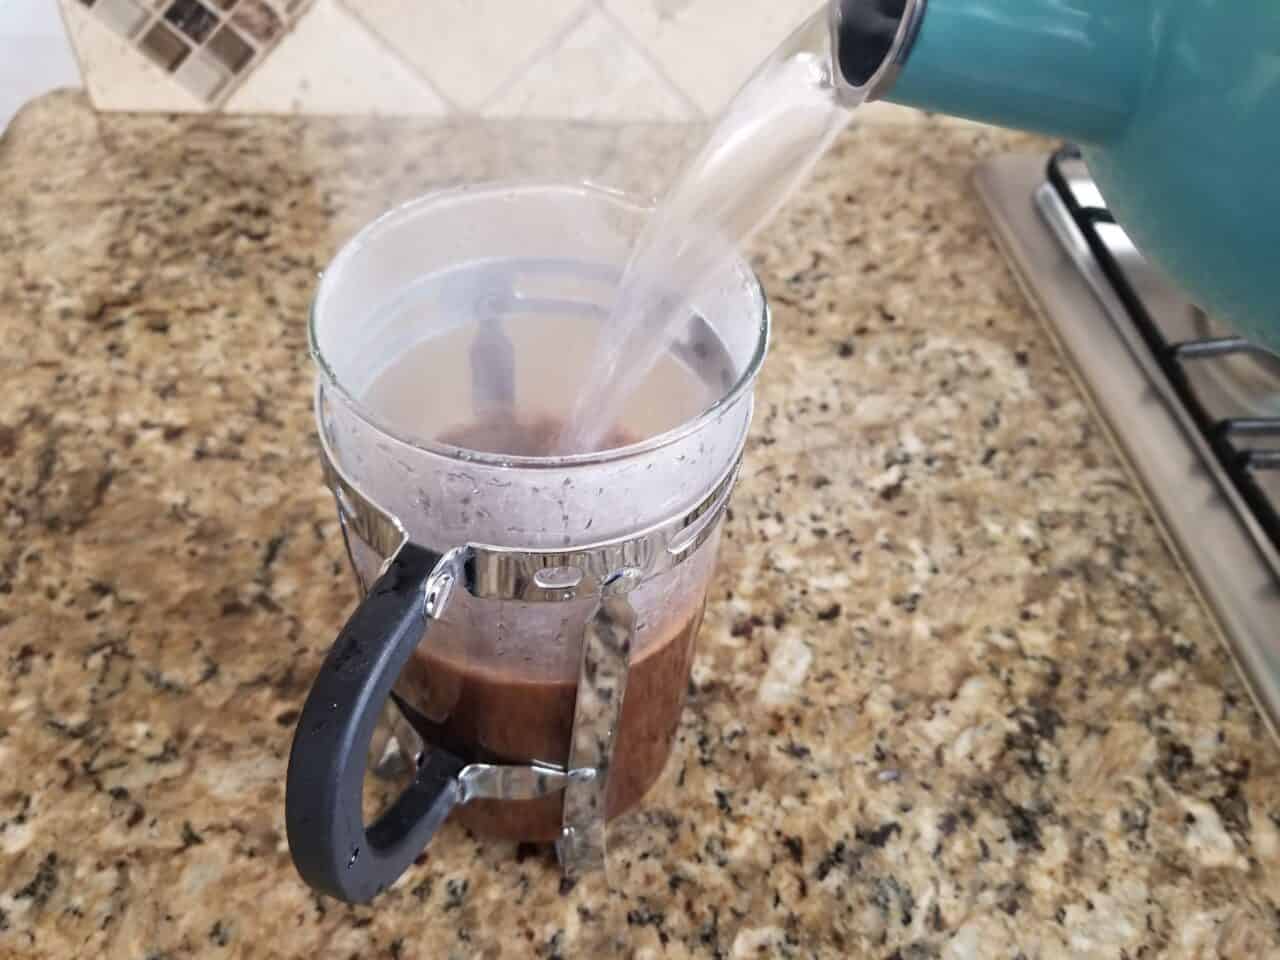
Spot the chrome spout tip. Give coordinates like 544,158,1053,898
830,0,926,102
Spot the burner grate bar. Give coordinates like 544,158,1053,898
1048,146,1280,559
1218,418,1280,438
1241,450,1280,471
1169,337,1259,360
1054,148,1112,218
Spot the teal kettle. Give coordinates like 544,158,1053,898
832,0,1280,353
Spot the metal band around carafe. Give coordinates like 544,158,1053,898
315,387,739,875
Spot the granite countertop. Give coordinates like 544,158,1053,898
3,92,1279,958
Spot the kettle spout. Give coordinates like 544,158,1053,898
831,0,1145,144
829,0,926,102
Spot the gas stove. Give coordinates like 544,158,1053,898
975,148,1280,740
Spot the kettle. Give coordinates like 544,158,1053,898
832,0,1280,353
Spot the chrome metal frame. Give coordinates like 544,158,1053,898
315,385,740,875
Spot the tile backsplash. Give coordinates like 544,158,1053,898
60,0,927,122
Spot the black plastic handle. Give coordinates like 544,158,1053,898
286,542,467,903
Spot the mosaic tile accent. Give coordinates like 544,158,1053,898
61,0,206,111
230,0,282,44
164,0,219,44
93,0,150,36
68,0,308,106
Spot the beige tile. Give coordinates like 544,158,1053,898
223,0,448,116
343,0,585,112
60,0,207,112
603,0,814,117
484,8,693,122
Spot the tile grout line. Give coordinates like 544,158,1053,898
595,0,706,121
333,0,461,115
472,0,596,116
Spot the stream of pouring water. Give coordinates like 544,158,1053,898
559,8,863,453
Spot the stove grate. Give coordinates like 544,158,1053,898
1047,146,1280,554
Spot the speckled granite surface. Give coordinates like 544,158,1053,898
3,92,1280,958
